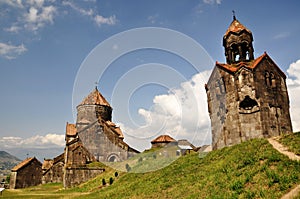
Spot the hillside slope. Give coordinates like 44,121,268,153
83,138,300,199
0,151,21,177
4,135,300,199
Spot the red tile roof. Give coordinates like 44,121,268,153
79,87,111,107
215,52,286,78
224,19,252,38
105,121,124,138
151,135,176,143
11,157,41,172
66,122,77,137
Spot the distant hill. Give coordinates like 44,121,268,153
0,151,21,162
0,151,21,177
4,147,64,162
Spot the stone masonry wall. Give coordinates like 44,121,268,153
207,57,292,150
64,167,104,188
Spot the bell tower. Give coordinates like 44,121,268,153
206,14,293,150
223,13,254,64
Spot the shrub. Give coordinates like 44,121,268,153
114,172,119,177
109,177,114,185
125,163,131,172
102,178,106,186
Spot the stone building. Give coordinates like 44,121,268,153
10,157,42,189
62,87,138,187
63,123,104,188
205,16,293,150
151,135,177,148
42,153,64,184
74,87,139,162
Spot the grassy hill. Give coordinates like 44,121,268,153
5,134,300,199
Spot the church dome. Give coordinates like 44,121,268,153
77,87,112,122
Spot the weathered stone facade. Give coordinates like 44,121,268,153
62,87,138,187
10,157,42,189
42,153,64,184
206,16,293,150
63,135,104,188
75,87,139,162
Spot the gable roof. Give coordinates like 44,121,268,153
42,159,53,170
178,139,196,150
105,121,124,139
151,135,177,144
53,153,64,164
78,87,111,107
215,52,286,78
11,157,41,172
66,122,77,137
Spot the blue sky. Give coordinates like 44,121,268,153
1,0,300,159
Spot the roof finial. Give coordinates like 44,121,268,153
232,10,236,20
95,81,98,90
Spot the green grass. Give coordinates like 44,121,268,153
279,132,300,155
4,137,300,199
84,138,300,199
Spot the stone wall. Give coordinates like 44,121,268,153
63,167,104,188
10,159,42,189
207,55,292,150
42,161,64,184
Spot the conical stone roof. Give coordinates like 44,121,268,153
79,87,111,107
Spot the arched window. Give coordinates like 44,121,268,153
270,72,276,88
241,42,249,61
107,154,119,162
230,43,239,62
265,71,270,87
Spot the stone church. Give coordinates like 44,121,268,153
42,87,139,187
74,87,139,162
205,15,293,150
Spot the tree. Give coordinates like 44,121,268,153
125,163,131,172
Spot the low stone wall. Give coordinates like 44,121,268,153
63,167,105,188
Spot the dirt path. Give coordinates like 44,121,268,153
267,137,300,199
268,137,300,161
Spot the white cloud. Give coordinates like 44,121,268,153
27,0,45,8
203,0,222,5
147,14,159,24
3,1,116,35
273,32,290,40
0,0,23,8
287,59,300,132
4,25,22,33
62,1,94,16
94,15,117,26
0,42,27,59
122,70,212,151
0,133,65,149
63,1,117,26
24,5,56,31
